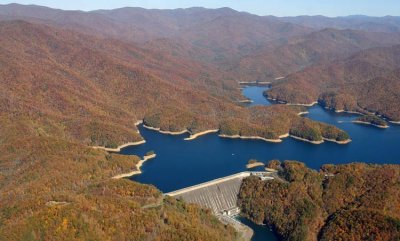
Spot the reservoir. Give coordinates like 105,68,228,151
123,86,400,192
121,86,400,240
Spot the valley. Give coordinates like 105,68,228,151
0,3,400,241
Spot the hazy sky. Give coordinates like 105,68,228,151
2,0,400,17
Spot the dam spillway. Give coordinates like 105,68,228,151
165,171,274,216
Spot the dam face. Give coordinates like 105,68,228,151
165,172,273,216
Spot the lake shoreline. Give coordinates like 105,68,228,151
265,97,396,130
185,129,220,141
286,101,318,107
266,97,286,104
123,86,400,241
246,162,264,169
219,134,283,143
112,154,157,179
352,120,389,129
237,99,254,103
290,135,324,145
239,81,271,86
143,124,189,135
333,109,364,115
289,135,351,145
92,120,146,152
142,123,350,146
92,140,146,153
279,133,289,139
323,138,352,144
264,95,318,107
298,111,309,116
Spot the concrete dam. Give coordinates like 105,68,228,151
165,171,274,216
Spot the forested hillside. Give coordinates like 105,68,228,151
0,19,245,240
0,117,240,240
0,20,349,146
229,28,400,82
267,45,400,121
1,3,400,240
0,19,349,240
238,161,400,241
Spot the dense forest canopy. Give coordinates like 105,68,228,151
1,3,400,240
267,45,400,121
238,161,400,241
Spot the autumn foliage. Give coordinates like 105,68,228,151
238,161,400,241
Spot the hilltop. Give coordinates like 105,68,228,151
1,4,400,240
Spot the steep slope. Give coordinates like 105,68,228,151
0,4,311,63
267,45,400,121
0,20,352,239
238,161,400,241
177,13,310,62
0,20,239,147
0,20,244,240
276,15,400,33
0,20,348,145
0,117,240,241
229,28,400,82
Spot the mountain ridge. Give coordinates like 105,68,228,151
1,4,400,240
267,44,400,121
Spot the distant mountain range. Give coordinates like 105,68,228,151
2,4,400,76
276,15,400,32
229,28,400,82
1,4,400,241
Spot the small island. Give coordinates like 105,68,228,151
246,159,264,169
353,115,389,128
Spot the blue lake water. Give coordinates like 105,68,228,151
237,217,279,241
121,86,400,241
242,86,273,106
